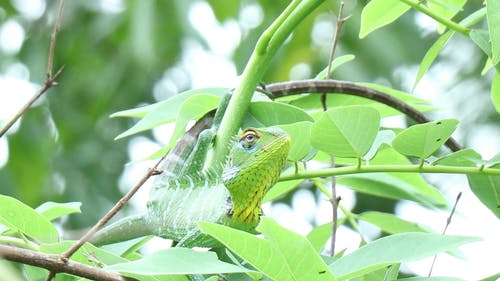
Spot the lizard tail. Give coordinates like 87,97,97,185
90,214,152,246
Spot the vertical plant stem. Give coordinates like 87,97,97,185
209,0,326,166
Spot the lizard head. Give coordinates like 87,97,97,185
222,127,290,226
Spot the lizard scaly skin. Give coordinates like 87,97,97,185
92,127,290,247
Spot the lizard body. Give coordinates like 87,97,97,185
91,126,290,247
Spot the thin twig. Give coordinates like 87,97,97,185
0,0,65,138
45,157,165,281
325,2,349,79
64,157,165,260
0,245,128,281
428,192,462,276
46,0,65,79
265,79,462,152
324,2,348,256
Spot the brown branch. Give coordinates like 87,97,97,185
0,245,128,281
265,79,462,152
0,0,65,138
61,156,166,260
428,192,462,276
325,1,349,257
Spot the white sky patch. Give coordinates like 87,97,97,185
181,39,238,88
0,137,8,168
98,0,126,14
11,0,46,20
239,3,263,30
188,2,241,57
0,19,25,55
0,64,39,133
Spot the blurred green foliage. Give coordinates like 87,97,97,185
0,0,493,231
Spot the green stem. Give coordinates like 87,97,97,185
279,164,500,181
209,0,326,166
400,0,469,35
0,236,39,251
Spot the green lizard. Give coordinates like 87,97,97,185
91,116,290,248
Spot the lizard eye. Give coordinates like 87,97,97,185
240,129,260,149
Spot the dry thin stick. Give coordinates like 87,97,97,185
0,0,65,138
0,244,128,281
265,79,462,152
323,2,348,256
66,157,165,259
45,156,165,280
428,192,462,277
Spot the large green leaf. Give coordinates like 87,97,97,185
398,277,465,281
467,163,500,219
433,149,500,218
470,29,492,58
329,232,480,280
316,55,356,79
428,0,466,33
35,202,81,221
487,0,500,65
338,173,442,207
359,0,410,38
310,106,380,158
278,121,314,162
413,30,453,89
199,217,335,281
392,119,459,160
105,248,254,276
0,195,58,243
113,88,228,139
492,72,500,113
166,94,221,148
245,101,314,127
357,211,430,234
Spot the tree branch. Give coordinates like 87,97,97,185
265,79,462,152
0,0,65,138
0,245,128,281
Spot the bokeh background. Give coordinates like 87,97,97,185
1,0,498,279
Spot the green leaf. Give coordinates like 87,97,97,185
307,222,334,252
392,119,459,160
338,173,443,207
428,0,466,33
278,121,314,161
398,277,466,281
359,0,410,38
370,146,447,205
432,148,482,167
487,0,500,64
166,94,221,148
357,211,430,234
246,101,314,127
114,88,228,139
199,218,335,281
311,106,380,158
105,248,254,276
491,72,500,113
329,232,480,280
0,195,58,243
467,163,500,219
413,30,454,90
316,54,356,79
35,202,81,221
470,29,492,58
